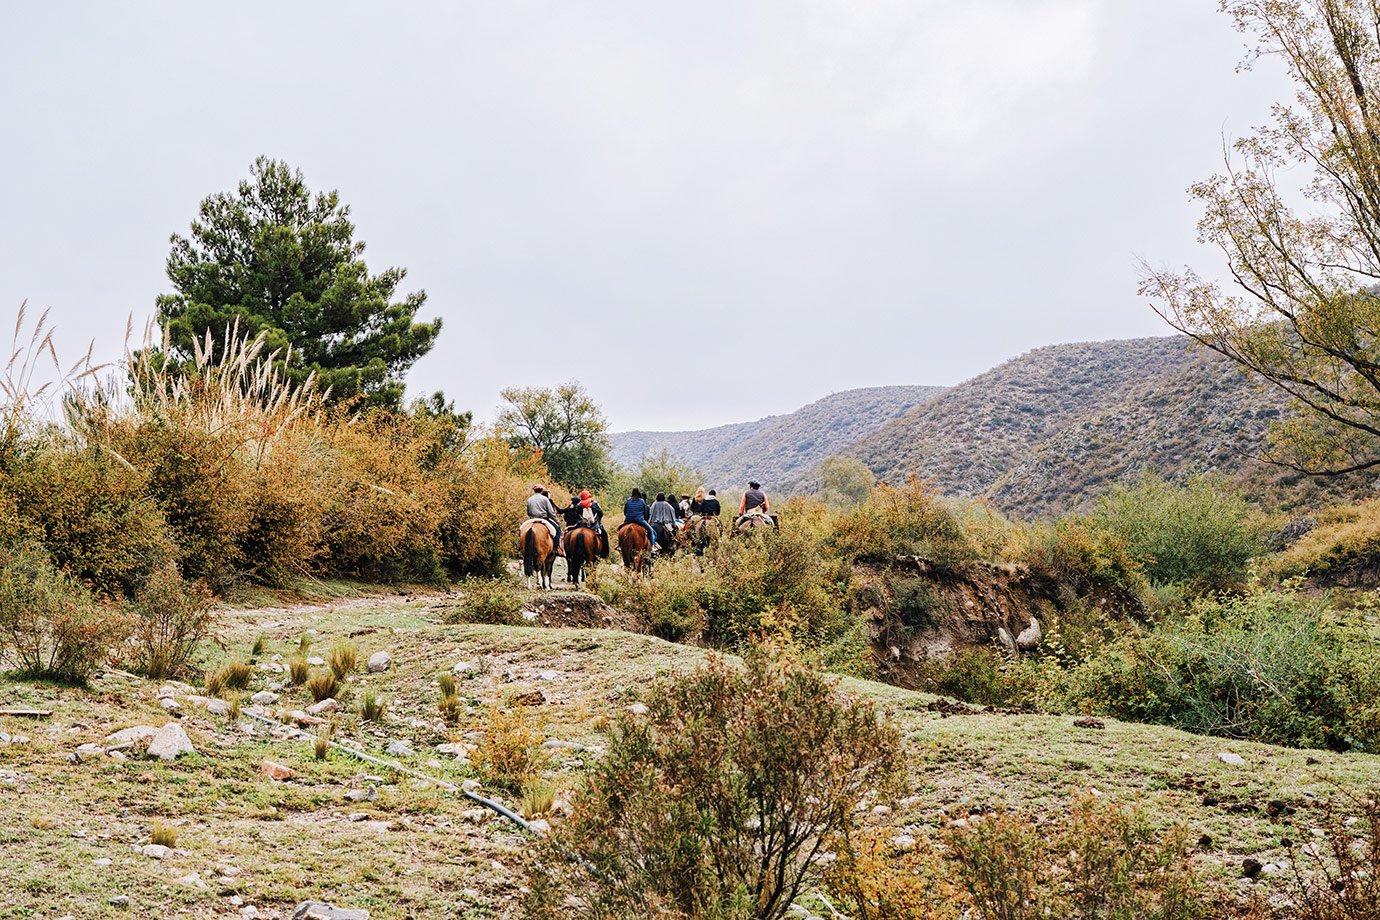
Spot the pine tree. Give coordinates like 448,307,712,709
155,157,441,407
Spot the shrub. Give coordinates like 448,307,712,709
831,478,975,567
475,704,544,791
0,541,125,683
308,671,339,703
1268,496,1380,585
250,633,266,658
328,642,357,678
438,691,463,725
948,796,1219,920
826,827,963,920
314,729,331,761
1092,473,1264,590
287,656,309,686
1065,582,1380,750
437,672,457,697
524,647,902,919
520,778,556,819
128,561,214,680
1,444,176,598
1282,789,1380,919
445,578,523,626
1012,518,1147,599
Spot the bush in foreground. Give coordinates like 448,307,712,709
524,647,901,919
0,541,125,683
128,561,215,680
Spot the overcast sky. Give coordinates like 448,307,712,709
0,1,1292,431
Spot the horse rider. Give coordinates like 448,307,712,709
678,494,693,519
689,487,707,516
736,480,770,525
526,485,564,555
702,489,722,517
649,492,680,547
623,488,658,552
569,489,608,555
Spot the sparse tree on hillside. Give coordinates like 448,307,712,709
1143,1,1380,476
155,157,441,408
497,381,612,490
817,455,875,508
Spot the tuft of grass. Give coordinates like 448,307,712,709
329,642,358,679
439,692,463,725
250,633,267,658
149,820,178,848
314,729,331,761
219,660,253,691
298,634,312,654
226,694,241,722
360,690,386,723
204,668,225,698
521,778,556,819
437,672,457,698
287,656,309,686
306,671,338,703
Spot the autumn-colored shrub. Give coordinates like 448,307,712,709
475,704,545,790
524,648,901,919
444,577,524,626
128,560,215,680
831,478,975,567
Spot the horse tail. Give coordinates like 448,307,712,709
523,527,537,577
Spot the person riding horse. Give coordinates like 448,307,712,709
563,489,609,556
623,489,658,553
734,480,776,531
648,492,680,553
525,485,564,555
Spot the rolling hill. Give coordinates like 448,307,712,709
609,385,947,490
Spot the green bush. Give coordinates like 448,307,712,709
128,561,215,680
446,577,525,626
831,478,975,567
0,542,126,683
524,647,902,919
1065,582,1380,750
1091,473,1263,590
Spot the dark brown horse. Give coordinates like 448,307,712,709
519,520,557,590
617,521,652,576
564,527,602,585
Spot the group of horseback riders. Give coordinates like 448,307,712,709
523,479,775,559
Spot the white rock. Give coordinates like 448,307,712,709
250,691,280,705
305,698,337,715
141,844,172,859
1218,752,1247,766
157,685,178,699
628,703,649,716
1015,617,1042,651
528,818,552,835
462,778,481,794
108,750,127,762
109,896,130,907
307,656,326,666
221,865,243,878
159,697,181,713
345,786,378,803
146,723,195,761
93,857,112,867
241,908,260,919
537,670,559,681
385,740,413,757
175,872,208,889
452,661,479,676
107,725,158,746
367,652,392,673
891,834,917,850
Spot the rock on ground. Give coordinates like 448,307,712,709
293,902,370,920
146,723,195,761
367,651,391,673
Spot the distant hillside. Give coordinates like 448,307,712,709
833,336,1347,518
610,385,947,489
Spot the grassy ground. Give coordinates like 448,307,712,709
1,588,1377,918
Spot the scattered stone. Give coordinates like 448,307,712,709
293,900,370,920
94,857,113,867
1261,862,1283,875
158,697,182,714
147,723,195,761
348,812,370,822
1242,857,1263,878
628,702,649,716
175,872,208,889
241,907,260,918
290,710,325,727
1218,752,1246,767
437,742,470,756
385,740,414,757
452,661,479,676
870,804,893,819
109,895,130,907
345,786,378,803
528,818,552,835
521,610,539,621
509,689,545,706
1073,717,1105,730
157,685,178,699
890,834,917,850
205,698,229,716
221,865,242,878
541,739,587,751
142,844,173,859
108,750,127,763
460,807,490,823
367,652,392,673
537,670,559,681
73,742,104,762
260,761,295,781
107,725,158,746
462,778,481,794
305,698,337,716
250,691,280,706
307,656,326,666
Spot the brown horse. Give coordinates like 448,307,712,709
683,514,720,556
519,520,557,590
564,527,602,585
617,521,653,575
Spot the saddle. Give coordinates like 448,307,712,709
524,518,558,539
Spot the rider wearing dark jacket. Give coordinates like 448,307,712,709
702,491,722,516
623,489,657,547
